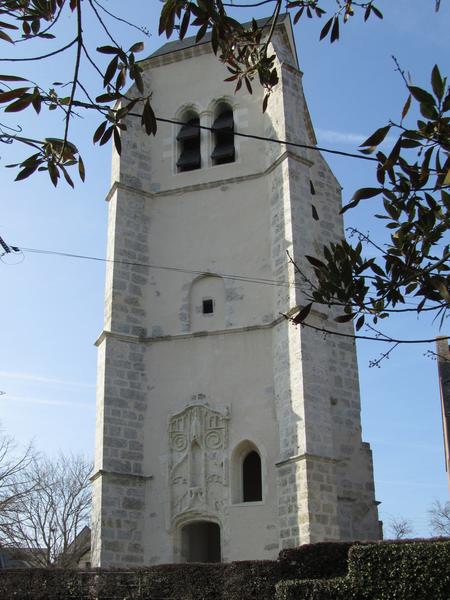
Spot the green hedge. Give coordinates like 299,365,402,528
348,539,450,600
95,563,225,600
276,539,450,600
278,542,356,580
276,577,352,600
0,568,93,600
1,539,449,600
223,560,282,600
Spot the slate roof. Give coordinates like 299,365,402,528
149,13,289,59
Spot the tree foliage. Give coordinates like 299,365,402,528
0,429,34,533
0,0,448,338
293,65,450,331
388,516,413,540
0,447,91,566
429,499,450,536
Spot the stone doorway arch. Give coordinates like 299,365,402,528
181,521,221,562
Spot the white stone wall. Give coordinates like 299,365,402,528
92,17,380,566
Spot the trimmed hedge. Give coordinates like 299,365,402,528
1,539,449,600
349,539,450,600
277,577,352,600
278,542,356,580
96,563,225,600
223,560,282,600
0,568,93,600
276,538,450,600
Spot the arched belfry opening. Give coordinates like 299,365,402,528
181,521,221,563
211,103,235,165
177,110,201,172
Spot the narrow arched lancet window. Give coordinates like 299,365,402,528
211,105,235,166
242,450,262,502
177,113,201,172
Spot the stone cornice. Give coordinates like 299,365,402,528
280,61,303,77
105,149,314,203
275,453,340,467
90,469,153,483
94,305,328,347
140,40,211,70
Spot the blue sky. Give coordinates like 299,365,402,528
0,1,449,539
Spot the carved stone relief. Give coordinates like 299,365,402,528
168,398,230,521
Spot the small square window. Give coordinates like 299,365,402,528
202,299,214,314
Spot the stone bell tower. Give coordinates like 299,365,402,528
91,14,381,567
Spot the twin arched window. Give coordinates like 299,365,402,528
177,104,235,172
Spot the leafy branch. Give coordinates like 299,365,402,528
292,64,449,332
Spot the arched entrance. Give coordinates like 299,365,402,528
181,521,221,562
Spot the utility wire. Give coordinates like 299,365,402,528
69,99,379,164
20,246,297,290
155,115,379,163
12,244,449,345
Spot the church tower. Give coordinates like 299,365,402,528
91,15,381,567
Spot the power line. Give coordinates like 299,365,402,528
155,115,379,163
2,243,446,345
71,99,379,164
20,246,297,290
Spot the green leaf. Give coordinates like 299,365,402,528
93,120,107,144
104,55,119,88
401,95,411,121
100,125,114,146
0,87,30,104
305,255,325,269
330,17,339,43
4,94,33,112
360,125,391,149
0,30,14,43
113,127,122,155
0,20,19,31
293,303,313,324
319,17,333,40
95,92,121,103
370,263,385,277
48,162,59,187
371,5,383,19
342,187,382,213
0,75,27,82
97,45,120,55
179,9,191,40
355,315,365,331
408,85,436,107
433,279,450,302
78,156,85,182
129,41,144,54
141,99,157,135
15,163,39,181
431,64,445,101
335,313,355,323
60,165,74,188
